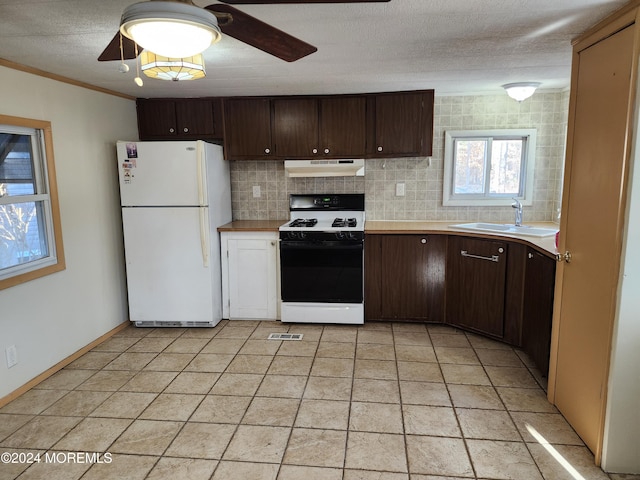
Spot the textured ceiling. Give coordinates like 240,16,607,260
0,0,629,98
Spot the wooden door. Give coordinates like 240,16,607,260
446,236,507,338
223,98,273,159
550,24,635,460
319,96,366,157
273,98,318,157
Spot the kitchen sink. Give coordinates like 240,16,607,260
451,222,558,238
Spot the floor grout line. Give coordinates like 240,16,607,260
0,321,618,480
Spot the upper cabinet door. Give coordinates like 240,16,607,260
273,98,319,158
137,99,178,138
137,98,222,140
272,96,366,158
370,90,434,157
175,99,218,138
223,98,274,159
320,96,366,158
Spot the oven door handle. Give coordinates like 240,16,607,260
280,241,363,250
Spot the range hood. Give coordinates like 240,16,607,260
284,159,365,178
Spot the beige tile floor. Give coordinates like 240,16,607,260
1,321,638,480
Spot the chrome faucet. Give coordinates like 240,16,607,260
512,198,523,227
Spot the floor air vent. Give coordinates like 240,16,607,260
268,333,303,341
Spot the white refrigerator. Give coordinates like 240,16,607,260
116,140,231,327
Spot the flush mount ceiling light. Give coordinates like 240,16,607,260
120,1,222,58
140,51,206,81
502,82,541,102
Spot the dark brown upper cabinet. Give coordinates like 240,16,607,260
220,90,431,160
272,96,366,158
136,98,223,140
223,97,274,160
367,90,434,158
272,98,318,157
319,96,367,158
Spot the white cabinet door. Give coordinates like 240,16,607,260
221,232,279,320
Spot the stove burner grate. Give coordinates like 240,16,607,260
332,217,358,228
289,218,318,228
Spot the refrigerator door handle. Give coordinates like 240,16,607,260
196,141,207,206
200,207,210,268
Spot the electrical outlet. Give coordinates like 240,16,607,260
396,183,405,197
5,345,17,368
252,185,261,198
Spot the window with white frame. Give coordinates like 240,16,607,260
443,129,537,206
0,116,65,289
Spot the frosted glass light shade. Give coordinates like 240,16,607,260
502,82,541,102
140,52,206,81
120,1,221,58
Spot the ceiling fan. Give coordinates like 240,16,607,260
98,0,390,64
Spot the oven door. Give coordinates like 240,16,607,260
280,239,363,303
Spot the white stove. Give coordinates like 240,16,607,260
279,194,365,325
279,195,365,234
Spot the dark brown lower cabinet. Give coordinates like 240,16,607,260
521,248,556,376
445,236,508,339
366,233,556,374
365,234,446,322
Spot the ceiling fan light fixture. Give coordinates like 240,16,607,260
120,1,222,58
502,82,541,102
140,51,206,81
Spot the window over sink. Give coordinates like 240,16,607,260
0,115,65,289
443,128,537,207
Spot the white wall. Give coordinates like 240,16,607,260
602,92,640,473
0,66,138,398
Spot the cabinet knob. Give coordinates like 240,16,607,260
324,148,330,154
421,238,427,244
183,127,189,133
264,148,271,154
498,247,504,253
271,241,276,246
377,146,383,152
528,252,534,259
312,148,318,154
169,128,175,133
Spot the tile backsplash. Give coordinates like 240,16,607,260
230,92,569,222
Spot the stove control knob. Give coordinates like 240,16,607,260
299,232,306,239
336,232,345,240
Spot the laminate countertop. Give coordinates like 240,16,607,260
218,220,559,257
365,220,559,257
218,220,288,232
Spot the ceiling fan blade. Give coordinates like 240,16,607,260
206,4,317,62
218,0,390,3
98,32,141,62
